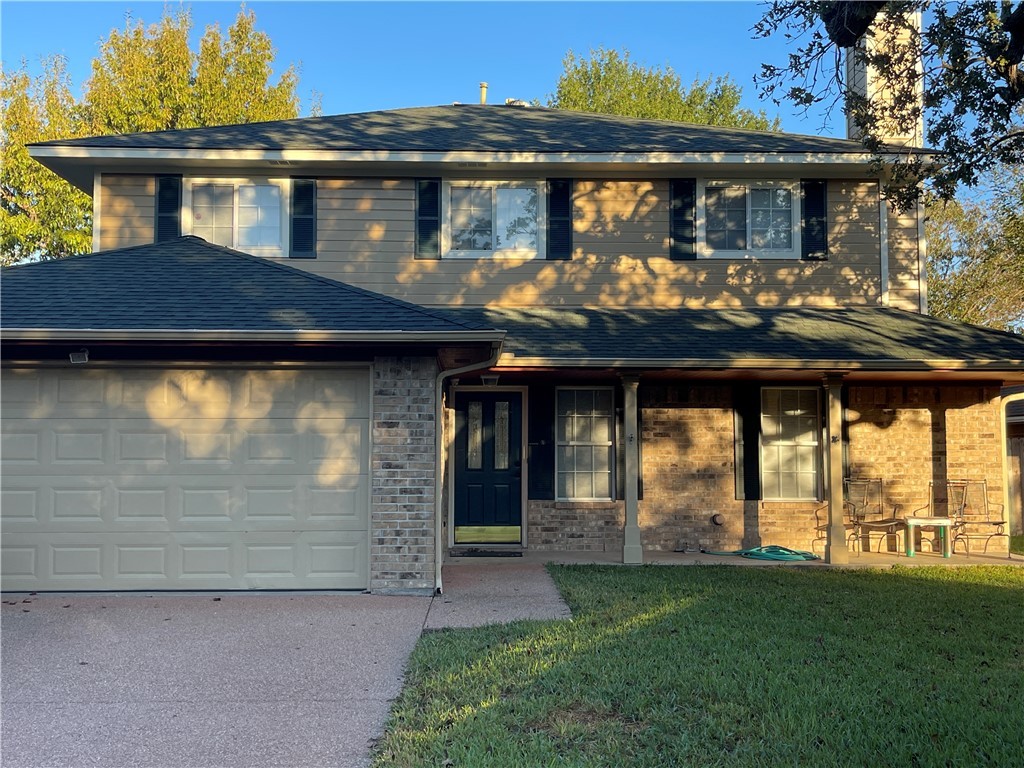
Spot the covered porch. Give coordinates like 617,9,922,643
442,306,1024,566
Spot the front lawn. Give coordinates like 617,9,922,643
374,565,1024,767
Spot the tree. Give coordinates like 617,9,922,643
754,1,1024,209
1,7,305,265
925,166,1024,331
548,47,780,131
0,57,92,263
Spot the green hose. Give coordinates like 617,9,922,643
701,545,820,561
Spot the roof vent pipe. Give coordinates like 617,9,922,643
479,82,488,104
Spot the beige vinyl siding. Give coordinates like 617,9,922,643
296,178,889,310
98,175,155,251
91,173,903,311
886,203,923,310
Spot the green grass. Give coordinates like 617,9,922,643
373,565,1024,767
1012,535,1024,555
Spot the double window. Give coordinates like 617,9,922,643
442,181,545,259
698,180,801,259
556,388,615,500
183,179,289,258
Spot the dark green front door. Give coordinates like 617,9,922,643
453,391,523,544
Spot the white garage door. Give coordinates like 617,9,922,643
1,366,370,591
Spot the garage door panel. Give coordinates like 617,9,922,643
1,367,371,591
4,475,368,533
1,530,368,590
2,369,370,421
3,418,368,477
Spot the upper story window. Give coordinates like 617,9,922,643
442,181,545,259
698,180,801,259
182,178,289,258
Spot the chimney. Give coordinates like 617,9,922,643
479,82,488,105
845,10,924,147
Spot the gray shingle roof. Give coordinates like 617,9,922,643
31,104,884,155
447,307,1024,369
0,237,493,335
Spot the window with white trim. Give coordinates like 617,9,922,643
442,181,544,258
183,178,289,257
760,387,821,500
699,180,801,259
556,388,614,500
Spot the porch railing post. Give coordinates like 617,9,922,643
622,375,643,564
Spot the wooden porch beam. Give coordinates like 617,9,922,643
824,375,849,564
622,375,643,564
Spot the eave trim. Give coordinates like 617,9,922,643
2,328,505,343
28,146,923,166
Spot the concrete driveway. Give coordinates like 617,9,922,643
1,592,430,768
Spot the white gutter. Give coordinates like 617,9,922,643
29,145,915,167
433,341,503,595
2,328,502,343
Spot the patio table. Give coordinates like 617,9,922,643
903,516,953,558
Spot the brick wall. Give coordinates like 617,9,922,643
639,385,746,552
631,382,1006,556
527,501,624,551
847,384,1007,555
370,356,437,592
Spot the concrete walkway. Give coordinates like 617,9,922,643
426,559,572,629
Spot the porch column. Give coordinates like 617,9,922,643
622,375,643,564
824,375,849,564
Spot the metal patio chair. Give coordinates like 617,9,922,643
845,477,905,555
947,479,1010,558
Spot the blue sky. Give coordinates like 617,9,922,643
0,0,840,137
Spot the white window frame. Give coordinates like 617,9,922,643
181,177,291,258
760,386,822,502
697,179,801,260
441,180,546,260
555,386,616,502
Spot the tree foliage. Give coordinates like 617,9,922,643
1,7,305,265
548,47,780,131
754,1,1024,209
925,166,1024,331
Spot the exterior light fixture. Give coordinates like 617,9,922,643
480,374,499,387
69,348,89,364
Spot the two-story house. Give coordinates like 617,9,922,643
4,97,1024,594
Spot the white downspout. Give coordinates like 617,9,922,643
92,172,102,253
433,340,503,594
879,190,890,306
917,197,929,314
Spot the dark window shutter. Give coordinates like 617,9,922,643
734,385,762,501
155,175,182,242
801,180,828,260
546,179,573,260
669,179,697,260
415,179,441,259
527,383,556,500
289,179,317,259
